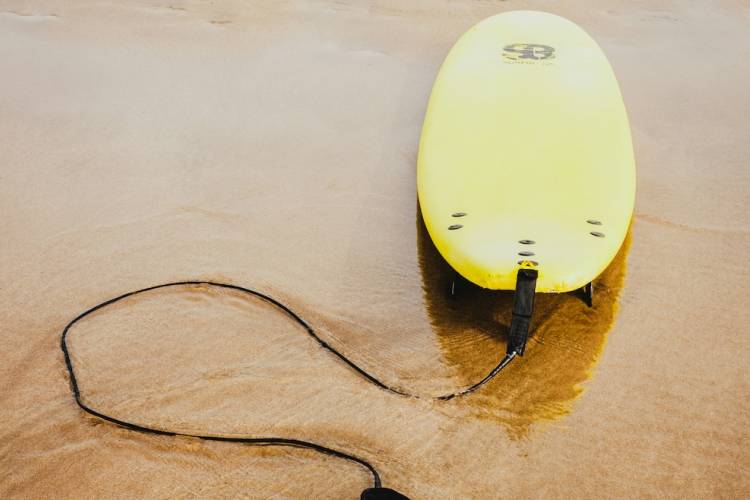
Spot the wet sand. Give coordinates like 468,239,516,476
1,1,749,498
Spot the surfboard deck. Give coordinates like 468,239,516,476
417,10,635,293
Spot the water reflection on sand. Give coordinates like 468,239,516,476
417,210,631,438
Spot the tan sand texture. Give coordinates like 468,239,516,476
1,0,749,498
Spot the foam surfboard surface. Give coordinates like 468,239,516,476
418,10,635,292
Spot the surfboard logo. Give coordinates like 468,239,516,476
502,44,555,63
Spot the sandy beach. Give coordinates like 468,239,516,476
1,0,749,498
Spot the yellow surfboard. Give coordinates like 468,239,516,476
418,11,635,294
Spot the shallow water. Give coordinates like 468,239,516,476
419,222,633,438
2,1,749,498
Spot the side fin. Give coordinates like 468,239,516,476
582,281,594,307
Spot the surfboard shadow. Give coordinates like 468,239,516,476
416,206,631,439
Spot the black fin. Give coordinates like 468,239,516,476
582,281,594,307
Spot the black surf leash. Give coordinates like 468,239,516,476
61,274,537,499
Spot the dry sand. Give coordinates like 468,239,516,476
1,0,749,498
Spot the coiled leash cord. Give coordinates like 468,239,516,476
61,280,530,499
